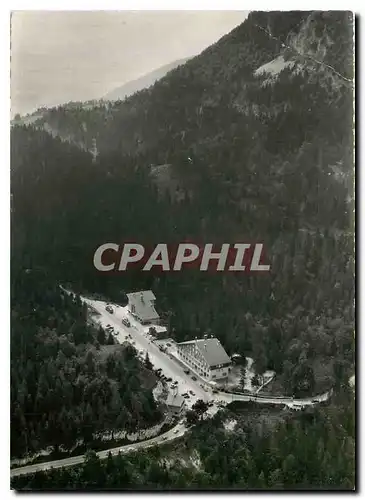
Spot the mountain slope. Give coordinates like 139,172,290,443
11,11,355,394
11,268,161,459
103,57,190,101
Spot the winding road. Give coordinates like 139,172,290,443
10,293,333,478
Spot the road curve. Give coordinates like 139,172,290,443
11,289,332,479
11,421,186,478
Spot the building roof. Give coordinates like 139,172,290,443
127,290,156,302
178,337,231,368
126,290,159,322
166,393,185,408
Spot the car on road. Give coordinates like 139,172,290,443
189,391,195,396
213,389,219,394
105,306,114,314
184,369,190,375
173,430,179,434
166,343,171,347
122,318,131,327
192,376,197,381
162,436,168,441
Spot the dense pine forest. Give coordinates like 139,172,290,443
11,269,161,458
11,11,355,489
12,390,355,490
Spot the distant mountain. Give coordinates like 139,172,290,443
103,57,190,101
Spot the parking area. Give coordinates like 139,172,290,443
83,298,211,409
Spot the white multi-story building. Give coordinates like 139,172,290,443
177,335,232,381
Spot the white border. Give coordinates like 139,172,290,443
2,2,360,499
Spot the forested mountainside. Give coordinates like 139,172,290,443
17,12,353,159
12,391,355,490
11,269,161,458
11,10,354,399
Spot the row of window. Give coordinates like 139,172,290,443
178,349,230,380
179,350,210,378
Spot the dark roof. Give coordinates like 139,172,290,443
178,337,231,367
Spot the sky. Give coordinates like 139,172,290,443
11,11,248,116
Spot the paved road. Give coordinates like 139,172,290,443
11,292,332,478
11,421,186,478
85,298,209,407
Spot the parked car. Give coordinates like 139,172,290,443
166,343,171,347
189,391,195,396
184,370,190,375
173,430,179,434
192,376,197,381
166,377,172,382
122,318,131,327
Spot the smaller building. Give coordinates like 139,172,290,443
126,290,160,325
166,393,185,415
148,325,168,338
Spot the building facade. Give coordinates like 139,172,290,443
177,335,232,381
166,392,185,415
126,290,160,325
